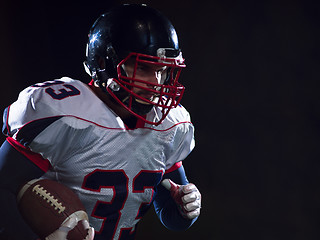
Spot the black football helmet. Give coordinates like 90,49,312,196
84,4,186,125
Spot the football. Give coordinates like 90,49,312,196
17,178,89,240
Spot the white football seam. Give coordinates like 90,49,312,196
17,179,66,214
32,184,66,214
17,179,89,226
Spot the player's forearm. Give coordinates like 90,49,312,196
153,164,198,230
0,140,45,239
155,197,197,230
0,187,39,240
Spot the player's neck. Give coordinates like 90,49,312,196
89,84,137,127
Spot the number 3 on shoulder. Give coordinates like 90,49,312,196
45,84,80,100
32,80,81,100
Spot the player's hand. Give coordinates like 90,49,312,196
161,179,201,219
45,211,94,240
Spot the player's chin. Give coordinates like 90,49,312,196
123,97,154,116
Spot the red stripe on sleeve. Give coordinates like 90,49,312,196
6,137,51,172
165,161,182,174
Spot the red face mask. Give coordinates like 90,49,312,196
105,52,186,126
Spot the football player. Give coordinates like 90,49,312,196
0,4,201,240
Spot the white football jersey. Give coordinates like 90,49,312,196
5,77,195,240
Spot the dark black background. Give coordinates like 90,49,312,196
1,0,320,239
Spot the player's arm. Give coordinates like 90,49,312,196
0,139,45,240
0,138,95,240
153,162,201,231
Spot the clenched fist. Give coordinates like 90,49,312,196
161,179,201,219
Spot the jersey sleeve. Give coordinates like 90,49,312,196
2,78,91,168
4,79,65,138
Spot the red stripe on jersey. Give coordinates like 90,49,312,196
6,137,51,172
135,117,146,129
165,161,182,174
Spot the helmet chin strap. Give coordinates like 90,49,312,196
135,98,152,105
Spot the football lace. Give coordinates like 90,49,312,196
32,184,66,214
